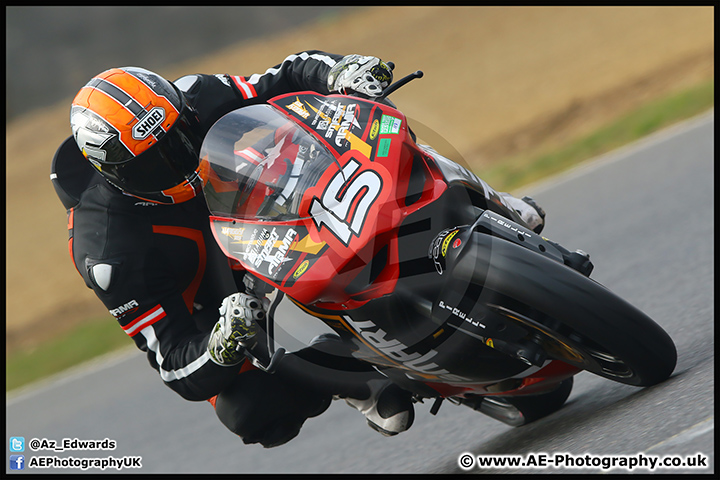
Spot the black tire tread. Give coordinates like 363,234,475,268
453,234,677,386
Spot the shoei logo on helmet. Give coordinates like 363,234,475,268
132,107,166,140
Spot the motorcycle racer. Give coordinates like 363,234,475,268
51,51,420,447
51,51,544,447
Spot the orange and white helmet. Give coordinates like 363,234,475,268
70,67,203,204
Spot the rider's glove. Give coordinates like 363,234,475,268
207,292,268,366
327,54,394,97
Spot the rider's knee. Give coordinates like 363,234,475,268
213,369,330,447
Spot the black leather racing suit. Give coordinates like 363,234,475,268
51,51,377,447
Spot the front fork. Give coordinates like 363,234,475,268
426,210,594,380
425,143,593,276
470,209,594,277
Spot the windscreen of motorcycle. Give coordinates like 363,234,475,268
199,104,339,221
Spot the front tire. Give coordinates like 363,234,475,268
449,234,677,387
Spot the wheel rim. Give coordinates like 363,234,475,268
488,304,635,380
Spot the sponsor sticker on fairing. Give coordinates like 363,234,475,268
286,98,311,119
370,119,380,140
293,260,310,279
220,226,245,241
380,114,402,134
267,228,298,275
377,138,392,158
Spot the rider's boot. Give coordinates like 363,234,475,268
343,379,415,436
301,334,415,436
499,193,546,234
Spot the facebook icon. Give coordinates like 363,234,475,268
10,455,25,470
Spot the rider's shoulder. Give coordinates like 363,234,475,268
173,74,203,94
51,136,106,210
174,73,235,96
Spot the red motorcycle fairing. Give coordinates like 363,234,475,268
201,92,579,395
205,93,447,308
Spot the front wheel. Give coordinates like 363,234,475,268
447,234,677,387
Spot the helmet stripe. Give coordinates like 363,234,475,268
107,70,181,117
90,78,170,143
88,77,146,118
103,70,180,141
77,70,182,156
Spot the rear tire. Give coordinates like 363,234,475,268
450,234,677,387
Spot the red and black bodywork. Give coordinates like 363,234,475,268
201,91,581,403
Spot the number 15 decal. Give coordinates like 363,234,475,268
309,158,383,246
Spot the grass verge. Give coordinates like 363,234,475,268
479,79,714,192
5,78,713,394
6,318,131,393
